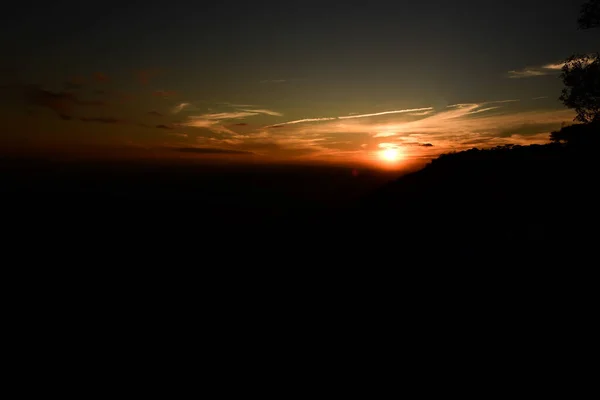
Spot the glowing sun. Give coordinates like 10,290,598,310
380,148,402,162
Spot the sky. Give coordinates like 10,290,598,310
1,0,598,167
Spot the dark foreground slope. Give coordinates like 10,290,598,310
0,158,399,255
2,142,599,264
354,143,600,248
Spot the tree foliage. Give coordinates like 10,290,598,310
550,121,600,144
578,0,600,29
559,53,600,124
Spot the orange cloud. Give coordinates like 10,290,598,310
224,101,575,163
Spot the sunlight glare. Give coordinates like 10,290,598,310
380,148,401,162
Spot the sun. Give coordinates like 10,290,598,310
380,148,401,162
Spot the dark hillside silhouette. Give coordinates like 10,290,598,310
354,142,600,246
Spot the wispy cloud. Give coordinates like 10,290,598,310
175,99,544,160
260,79,286,84
194,111,259,120
507,60,565,78
181,107,283,134
264,107,434,128
542,62,565,70
467,106,501,114
487,99,520,104
172,102,190,114
234,99,573,161
240,108,283,116
409,110,435,116
338,107,434,120
508,56,596,79
265,117,336,128
508,68,552,78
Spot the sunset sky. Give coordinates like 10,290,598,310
1,0,598,166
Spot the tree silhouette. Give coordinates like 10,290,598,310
559,53,600,124
550,121,599,144
558,1,600,127
578,0,600,29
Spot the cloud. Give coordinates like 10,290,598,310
486,99,520,104
192,131,328,158
233,123,248,126
266,117,337,128
409,110,435,116
148,111,163,116
181,108,282,134
507,56,596,79
172,102,190,114
156,124,175,129
244,100,573,160
264,107,433,128
542,62,565,70
507,60,565,78
240,108,283,116
337,107,434,120
179,119,235,135
467,106,501,114
260,79,286,84
195,111,258,120
532,96,548,100
496,122,564,138
175,147,254,155
508,68,552,78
